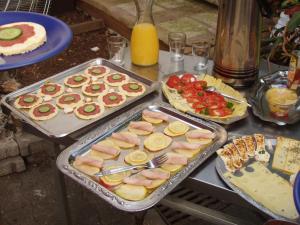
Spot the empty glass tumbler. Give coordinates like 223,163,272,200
168,32,186,62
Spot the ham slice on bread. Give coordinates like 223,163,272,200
185,129,215,139
165,152,188,165
75,155,103,168
123,175,153,187
111,132,140,146
128,121,154,132
140,169,170,180
91,143,120,156
142,110,169,121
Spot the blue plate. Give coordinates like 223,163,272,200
0,11,72,71
294,172,300,214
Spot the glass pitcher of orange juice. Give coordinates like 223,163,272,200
131,0,159,66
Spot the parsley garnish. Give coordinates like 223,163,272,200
227,102,234,109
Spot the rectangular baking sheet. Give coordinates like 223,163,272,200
216,134,300,222
1,58,158,138
56,103,227,212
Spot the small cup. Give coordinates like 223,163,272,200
192,42,210,74
107,36,126,66
168,32,186,62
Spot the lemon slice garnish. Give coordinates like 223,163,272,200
129,151,148,163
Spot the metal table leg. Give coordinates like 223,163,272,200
160,196,257,225
53,143,72,225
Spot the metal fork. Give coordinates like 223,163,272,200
94,153,168,177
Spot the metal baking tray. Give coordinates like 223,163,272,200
161,72,248,125
56,103,227,212
216,134,300,222
1,58,158,138
248,70,300,125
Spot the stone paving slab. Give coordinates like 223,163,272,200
0,156,25,176
80,0,218,46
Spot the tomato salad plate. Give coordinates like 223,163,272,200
162,73,248,124
1,58,158,139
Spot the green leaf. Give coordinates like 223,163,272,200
287,11,300,32
281,0,295,8
273,37,284,48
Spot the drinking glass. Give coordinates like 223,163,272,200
107,36,126,66
168,32,186,62
192,42,210,74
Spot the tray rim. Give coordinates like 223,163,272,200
215,135,300,222
161,72,249,125
56,102,227,212
1,58,158,139
247,70,300,126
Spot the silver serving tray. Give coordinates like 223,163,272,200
161,72,248,125
216,134,300,222
56,103,227,212
248,70,300,125
1,58,158,138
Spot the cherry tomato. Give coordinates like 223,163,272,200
166,75,181,88
181,73,196,84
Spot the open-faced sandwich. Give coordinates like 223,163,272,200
72,109,217,202
0,22,46,56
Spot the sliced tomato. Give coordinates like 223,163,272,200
192,102,205,109
186,97,200,104
166,75,181,88
181,73,196,84
208,108,232,117
174,83,185,92
181,89,197,98
183,83,194,90
193,80,207,90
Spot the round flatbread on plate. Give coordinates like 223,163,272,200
84,65,110,78
81,82,109,97
98,91,126,107
37,82,64,97
29,103,58,121
56,93,84,109
74,102,105,120
14,93,42,109
103,73,129,86
119,82,146,97
0,22,46,56
64,74,90,88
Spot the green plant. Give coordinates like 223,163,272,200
263,1,300,65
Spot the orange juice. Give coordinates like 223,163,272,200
130,23,159,66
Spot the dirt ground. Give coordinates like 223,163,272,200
16,10,109,87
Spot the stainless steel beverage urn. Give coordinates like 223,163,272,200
213,0,262,87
